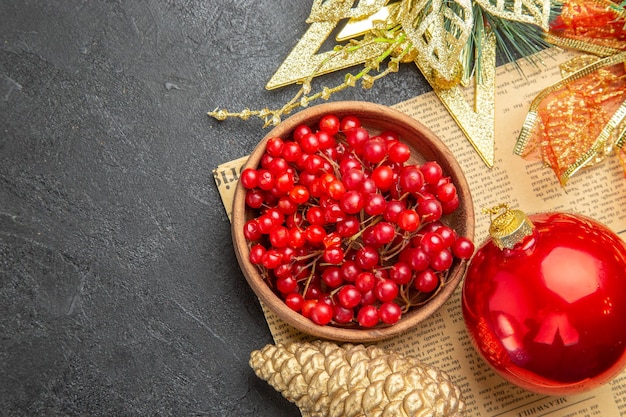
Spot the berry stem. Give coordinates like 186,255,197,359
301,253,322,297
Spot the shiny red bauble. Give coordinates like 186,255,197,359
462,211,626,395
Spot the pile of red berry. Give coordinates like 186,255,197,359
240,113,474,328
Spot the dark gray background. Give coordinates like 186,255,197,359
0,1,431,415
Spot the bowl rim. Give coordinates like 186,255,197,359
231,101,475,342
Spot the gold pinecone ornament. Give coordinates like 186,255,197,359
249,340,466,417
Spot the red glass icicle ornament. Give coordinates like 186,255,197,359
462,205,626,395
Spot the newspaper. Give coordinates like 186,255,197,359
214,47,626,416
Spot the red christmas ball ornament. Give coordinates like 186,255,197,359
462,205,626,396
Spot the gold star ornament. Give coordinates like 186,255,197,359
209,0,555,168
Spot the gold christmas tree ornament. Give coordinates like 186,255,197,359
210,0,626,178
249,340,466,417
208,0,557,167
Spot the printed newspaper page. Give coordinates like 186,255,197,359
213,47,626,416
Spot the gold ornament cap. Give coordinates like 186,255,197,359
485,204,534,250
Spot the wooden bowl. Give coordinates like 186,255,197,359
231,101,475,342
